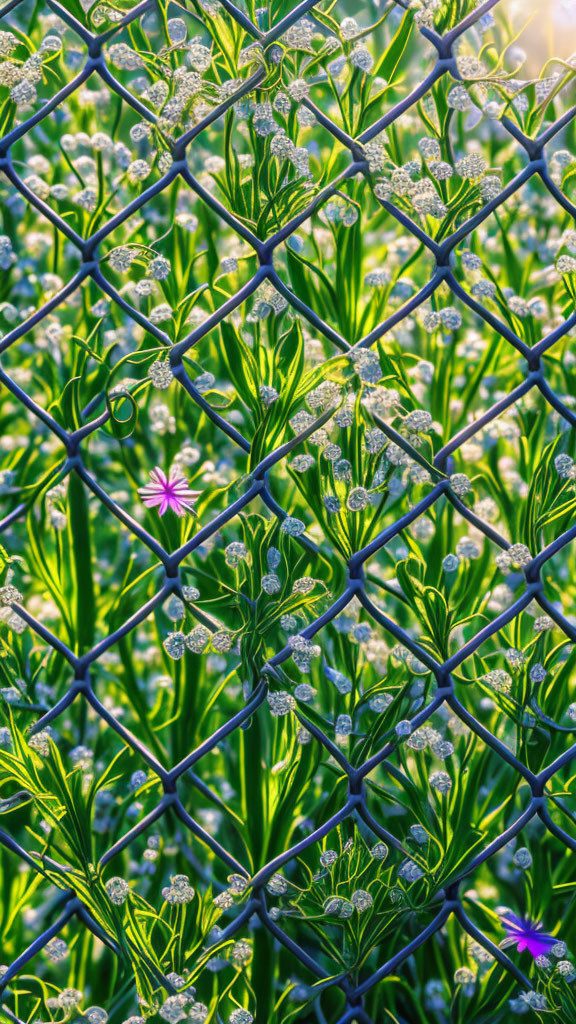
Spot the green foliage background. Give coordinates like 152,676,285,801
0,0,576,1022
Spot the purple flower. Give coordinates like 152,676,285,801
500,912,556,958
138,466,200,517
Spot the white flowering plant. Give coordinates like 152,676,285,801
1,0,576,1022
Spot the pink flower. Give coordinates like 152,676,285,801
138,466,200,517
500,913,556,958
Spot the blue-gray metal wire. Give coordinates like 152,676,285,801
0,0,576,1018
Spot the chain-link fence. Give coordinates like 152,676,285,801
0,0,575,1019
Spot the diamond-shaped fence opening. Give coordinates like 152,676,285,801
0,0,575,1021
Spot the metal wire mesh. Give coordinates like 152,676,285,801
0,0,576,1019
